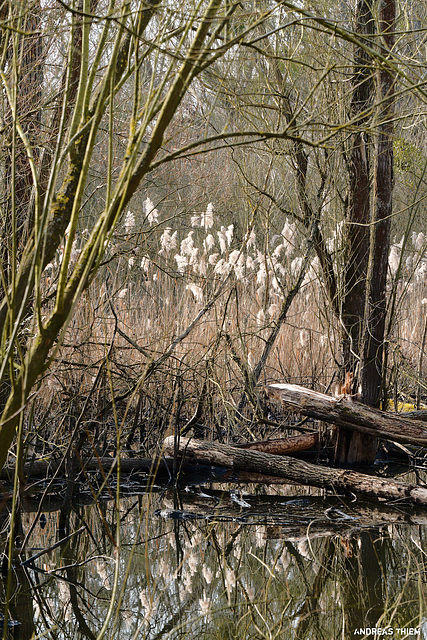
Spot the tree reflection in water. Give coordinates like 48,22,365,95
0,486,426,639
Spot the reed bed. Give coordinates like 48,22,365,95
30,201,427,459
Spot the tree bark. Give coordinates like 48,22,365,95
336,0,396,465
164,436,427,505
362,0,395,409
337,0,376,466
342,0,375,378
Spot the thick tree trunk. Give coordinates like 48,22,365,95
342,0,374,379
336,0,395,466
337,0,376,466
164,436,427,505
361,0,395,409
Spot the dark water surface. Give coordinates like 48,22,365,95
2,472,427,640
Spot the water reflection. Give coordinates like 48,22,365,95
1,483,426,639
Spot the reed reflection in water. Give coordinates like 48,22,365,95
1,484,426,639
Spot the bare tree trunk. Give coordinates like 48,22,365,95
341,0,374,377
361,0,395,409
335,0,392,466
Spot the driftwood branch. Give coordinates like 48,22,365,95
164,436,427,505
267,384,427,447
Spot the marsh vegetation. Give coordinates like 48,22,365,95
1,0,427,636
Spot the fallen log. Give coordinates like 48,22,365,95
1,456,230,485
0,456,171,481
0,455,299,487
266,384,427,447
164,436,427,505
233,432,319,455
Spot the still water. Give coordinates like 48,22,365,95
2,475,427,640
